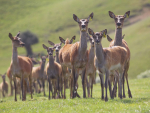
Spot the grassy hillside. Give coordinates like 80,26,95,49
0,0,150,78
0,78,150,113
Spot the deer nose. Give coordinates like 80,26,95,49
117,23,121,26
82,25,86,28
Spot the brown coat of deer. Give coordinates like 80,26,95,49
32,55,47,96
43,44,62,99
59,12,94,98
88,28,128,101
8,32,33,101
108,11,132,98
0,73,8,98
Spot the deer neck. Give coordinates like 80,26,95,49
3,78,6,84
114,28,122,46
49,56,55,69
56,52,60,64
88,46,95,64
95,44,105,67
12,44,19,66
78,31,87,58
40,62,45,75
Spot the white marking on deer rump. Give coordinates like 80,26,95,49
110,63,121,71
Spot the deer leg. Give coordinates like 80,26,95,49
57,76,60,99
48,78,51,100
87,76,90,98
63,77,66,99
82,68,86,98
72,67,76,98
29,74,33,99
21,75,25,101
126,73,132,98
112,76,117,99
105,70,109,102
42,80,46,96
108,79,112,99
10,79,13,96
24,79,27,100
99,73,104,100
122,72,126,98
13,78,17,101
119,69,123,99
37,79,41,92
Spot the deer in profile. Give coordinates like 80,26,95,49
8,32,33,101
88,28,128,101
32,54,47,96
108,11,132,98
0,73,8,98
43,44,62,99
59,12,94,98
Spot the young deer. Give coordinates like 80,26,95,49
8,32,33,101
43,44,62,99
0,73,8,98
85,34,96,98
108,11,132,98
32,55,47,96
59,12,94,98
88,28,128,101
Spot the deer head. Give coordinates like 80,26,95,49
9,32,25,47
109,11,130,29
87,33,94,47
43,44,55,56
48,41,62,53
88,28,107,45
0,73,6,82
73,12,94,32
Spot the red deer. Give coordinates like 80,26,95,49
0,73,8,98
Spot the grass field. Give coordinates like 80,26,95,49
0,78,150,113
0,0,150,78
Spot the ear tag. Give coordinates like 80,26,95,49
72,39,75,43
103,32,106,38
90,17,92,21
46,58,49,62
53,49,55,52
126,14,129,18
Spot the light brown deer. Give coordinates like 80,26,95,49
0,73,8,98
32,55,47,96
108,11,132,98
43,44,62,99
8,32,33,101
59,12,94,98
88,28,128,101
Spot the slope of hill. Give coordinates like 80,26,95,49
0,0,150,78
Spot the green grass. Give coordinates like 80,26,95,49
0,78,150,113
0,0,150,79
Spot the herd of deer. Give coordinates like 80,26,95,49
0,11,133,102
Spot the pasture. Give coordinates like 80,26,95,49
0,0,150,113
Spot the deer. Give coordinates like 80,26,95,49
48,36,76,98
88,28,128,101
108,11,132,98
8,32,33,101
32,55,47,96
0,73,8,98
43,44,62,99
59,12,94,98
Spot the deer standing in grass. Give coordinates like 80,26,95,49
8,32,33,101
88,28,128,101
59,13,94,98
43,44,62,99
32,55,47,96
108,11,132,98
0,73,8,98
49,36,76,98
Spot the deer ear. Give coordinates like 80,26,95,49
87,12,94,21
42,44,48,50
102,29,107,38
70,35,76,44
122,34,125,39
16,31,20,37
59,37,65,44
48,40,55,46
73,14,80,22
124,11,130,18
109,11,115,18
60,42,62,46
9,33,14,40
88,28,94,35
107,35,112,42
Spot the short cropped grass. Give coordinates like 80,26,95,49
0,78,150,113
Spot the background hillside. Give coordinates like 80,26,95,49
0,0,150,78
